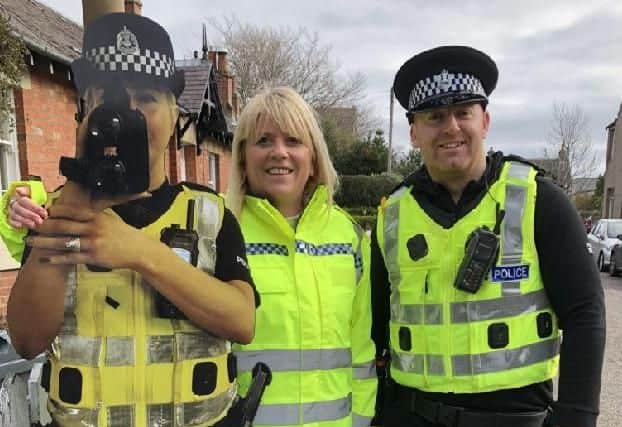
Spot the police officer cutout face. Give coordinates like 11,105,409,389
411,102,489,183
81,84,178,190
244,117,315,216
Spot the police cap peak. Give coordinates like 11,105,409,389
393,46,498,114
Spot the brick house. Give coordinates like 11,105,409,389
0,0,239,324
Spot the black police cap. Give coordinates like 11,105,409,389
393,46,498,114
71,13,184,98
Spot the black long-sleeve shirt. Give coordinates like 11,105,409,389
371,152,605,427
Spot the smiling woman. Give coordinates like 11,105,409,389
226,87,377,427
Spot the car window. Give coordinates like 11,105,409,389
607,221,622,238
592,223,601,235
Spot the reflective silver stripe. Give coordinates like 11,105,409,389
176,384,237,426
236,348,351,372
502,281,521,296
507,162,531,181
147,403,173,427
196,195,221,275
107,405,134,427
59,269,78,335
106,337,134,366
49,399,99,426
502,184,527,259
148,335,174,364
254,394,351,425
452,337,560,376
426,354,446,375
451,289,552,323
391,351,445,375
383,202,404,325
53,335,101,366
353,413,373,427
391,303,443,325
176,332,229,360
353,360,376,379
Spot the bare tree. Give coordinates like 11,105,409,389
544,102,598,194
211,16,367,110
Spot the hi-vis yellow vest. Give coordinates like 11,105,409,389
234,186,377,427
46,185,237,427
377,162,560,393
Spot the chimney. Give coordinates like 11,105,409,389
125,0,143,15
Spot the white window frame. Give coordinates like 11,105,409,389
0,90,20,195
208,152,218,191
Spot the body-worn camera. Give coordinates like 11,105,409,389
454,227,500,294
60,84,150,197
155,200,199,319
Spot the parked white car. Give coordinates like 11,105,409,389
587,219,622,271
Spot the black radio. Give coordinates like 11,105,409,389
453,227,499,294
155,199,199,319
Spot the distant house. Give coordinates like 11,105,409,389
527,145,571,192
572,177,599,197
0,0,239,323
602,103,622,218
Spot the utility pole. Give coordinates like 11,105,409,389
388,86,395,173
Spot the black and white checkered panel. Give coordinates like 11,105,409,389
86,46,176,78
408,72,486,111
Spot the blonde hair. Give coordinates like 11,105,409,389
227,87,339,217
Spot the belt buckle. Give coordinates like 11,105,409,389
436,403,463,427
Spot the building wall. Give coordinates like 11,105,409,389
603,105,622,218
15,61,77,191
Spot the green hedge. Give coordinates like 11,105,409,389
335,174,401,208
351,214,377,231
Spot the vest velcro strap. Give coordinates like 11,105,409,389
236,348,351,372
450,289,552,323
452,337,560,376
253,393,352,425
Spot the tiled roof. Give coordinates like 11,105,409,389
176,59,213,114
0,0,83,65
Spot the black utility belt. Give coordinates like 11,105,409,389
403,388,551,427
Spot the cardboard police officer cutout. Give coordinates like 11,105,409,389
393,45,498,121
60,13,185,198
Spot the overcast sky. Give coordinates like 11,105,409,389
41,0,622,175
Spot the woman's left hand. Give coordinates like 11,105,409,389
25,202,147,269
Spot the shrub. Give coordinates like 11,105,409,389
335,174,401,208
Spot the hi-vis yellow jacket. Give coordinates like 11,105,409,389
40,186,236,427
234,185,377,427
376,162,560,393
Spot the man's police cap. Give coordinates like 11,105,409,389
393,46,498,114
71,13,184,98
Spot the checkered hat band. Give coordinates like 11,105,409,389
246,243,289,256
408,72,486,111
86,46,175,78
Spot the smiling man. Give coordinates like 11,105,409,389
370,46,605,427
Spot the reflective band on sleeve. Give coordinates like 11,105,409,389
253,394,351,425
107,405,134,427
176,332,229,360
353,360,376,379
450,289,552,323
391,351,445,376
176,384,237,426
53,335,101,366
106,337,135,366
48,399,99,426
352,413,373,427
391,303,443,325
147,335,174,364
452,337,560,376
236,348,351,372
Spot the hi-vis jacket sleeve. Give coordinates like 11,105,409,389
0,180,47,262
351,230,377,427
